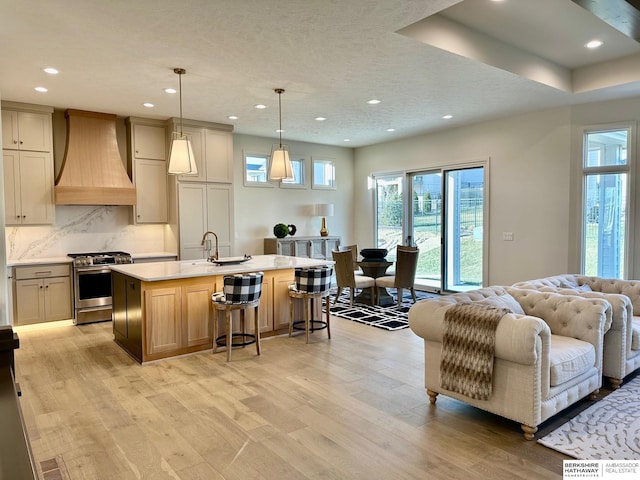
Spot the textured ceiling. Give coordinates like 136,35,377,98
2,0,640,148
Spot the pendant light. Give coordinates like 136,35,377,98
268,88,294,181
168,68,197,175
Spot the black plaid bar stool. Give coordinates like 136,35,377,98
211,272,264,361
288,266,333,343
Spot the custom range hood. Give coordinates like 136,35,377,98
55,109,136,205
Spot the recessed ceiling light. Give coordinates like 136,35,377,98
43,67,58,75
276,129,284,133
585,40,603,49
228,115,238,120
344,138,351,142
164,87,177,94
386,128,396,132
315,116,327,121
143,103,154,108
34,86,48,92
255,104,267,109
442,114,453,119
367,99,381,105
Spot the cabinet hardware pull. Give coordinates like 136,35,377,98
13,140,18,144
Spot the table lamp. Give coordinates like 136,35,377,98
316,203,334,237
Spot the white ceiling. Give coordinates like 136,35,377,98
2,0,640,148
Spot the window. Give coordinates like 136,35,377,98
280,157,307,189
581,127,631,278
243,153,273,187
312,158,336,189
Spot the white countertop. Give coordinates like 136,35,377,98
110,255,332,282
7,257,73,267
131,252,178,261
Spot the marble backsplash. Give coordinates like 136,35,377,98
5,206,168,260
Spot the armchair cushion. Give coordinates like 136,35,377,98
632,320,640,350
549,335,596,386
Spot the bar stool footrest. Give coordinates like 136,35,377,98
215,333,256,348
292,320,328,332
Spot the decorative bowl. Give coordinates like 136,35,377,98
359,248,388,261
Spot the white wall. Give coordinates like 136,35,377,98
354,106,573,286
232,134,355,255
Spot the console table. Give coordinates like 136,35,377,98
264,236,340,260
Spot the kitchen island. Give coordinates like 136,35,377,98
110,255,330,363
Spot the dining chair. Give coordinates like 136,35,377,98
331,249,375,305
376,245,419,309
339,244,361,274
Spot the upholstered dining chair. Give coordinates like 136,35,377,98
332,249,375,305
288,265,333,343
376,245,419,309
211,272,264,362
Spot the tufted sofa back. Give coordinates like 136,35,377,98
577,276,640,313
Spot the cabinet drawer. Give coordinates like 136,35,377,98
14,264,70,280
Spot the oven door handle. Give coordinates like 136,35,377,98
75,267,112,274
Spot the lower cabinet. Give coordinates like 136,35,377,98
144,280,217,361
12,264,72,325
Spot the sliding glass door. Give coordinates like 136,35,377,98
408,172,442,290
375,165,485,292
442,167,484,291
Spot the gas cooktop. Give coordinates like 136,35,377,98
68,251,132,266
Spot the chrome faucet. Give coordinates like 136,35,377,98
200,231,219,261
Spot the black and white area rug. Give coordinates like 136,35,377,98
537,374,640,459
325,288,438,331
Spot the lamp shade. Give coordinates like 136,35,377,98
316,203,334,217
168,133,197,175
269,145,294,180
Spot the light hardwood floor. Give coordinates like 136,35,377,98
14,317,572,479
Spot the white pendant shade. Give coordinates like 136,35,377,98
168,133,198,175
268,88,294,181
269,145,294,180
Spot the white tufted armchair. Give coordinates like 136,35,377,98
513,274,640,389
408,286,611,440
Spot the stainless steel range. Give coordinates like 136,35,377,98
68,251,133,325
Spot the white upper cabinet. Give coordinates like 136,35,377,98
2,103,54,225
167,119,233,184
133,124,166,160
4,150,55,225
2,110,52,152
127,118,168,224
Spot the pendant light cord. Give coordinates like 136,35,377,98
179,71,183,136
275,88,285,148
174,67,187,136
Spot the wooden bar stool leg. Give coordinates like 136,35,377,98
226,308,232,362
254,305,261,356
305,297,310,344
240,310,246,349
213,309,219,353
289,296,294,337
325,295,331,339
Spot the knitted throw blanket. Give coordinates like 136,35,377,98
441,303,510,401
